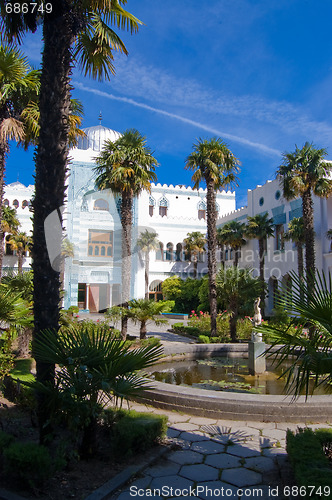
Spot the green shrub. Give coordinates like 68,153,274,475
0,430,14,452
236,318,253,340
140,337,161,348
198,335,210,343
171,323,201,337
286,428,332,499
172,322,184,329
4,442,52,488
111,409,167,457
68,305,79,314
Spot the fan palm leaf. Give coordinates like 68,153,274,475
258,271,332,398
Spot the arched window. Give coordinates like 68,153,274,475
158,196,168,217
22,200,29,209
176,243,182,261
197,200,207,220
3,199,9,207
149,280,163,301
149,196,155,217
166,242,174,261
88,230,113,258
156,242,164,261
13,199,19,209
94,199,109,211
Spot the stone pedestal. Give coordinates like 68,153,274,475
248,341,266,375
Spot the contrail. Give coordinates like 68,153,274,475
74,81,280,156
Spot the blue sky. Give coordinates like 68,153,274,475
6,0,332,208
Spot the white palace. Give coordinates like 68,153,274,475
3,124,332,314
3,124,235,312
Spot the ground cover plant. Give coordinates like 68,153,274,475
286,427,332,500
0,319,167,498
172,312,253,342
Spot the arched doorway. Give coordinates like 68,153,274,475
149,280,163,301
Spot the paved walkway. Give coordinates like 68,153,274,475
109,400,323,499
81,314,328,499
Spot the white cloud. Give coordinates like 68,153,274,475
74,81,280,156
106,58,332,146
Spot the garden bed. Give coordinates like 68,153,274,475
0,395,168,500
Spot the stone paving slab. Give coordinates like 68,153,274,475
168,449,204,465
226,443,262,458
145,461,180,478
167,427,181,438
178,431,209,442
204,452,242,469
180,463,219,481
221,467,262,487
262,428,287,441
191,440,225,454
244,455,276,473
149,475,194,491
171,422,199,431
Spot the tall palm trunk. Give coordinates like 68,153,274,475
17,250,23,274
302,189,315,281
32,8,74,442
219,244,225,269
192,253,198,278
121,192,132,340
258,238,265,316
0,140,7,280
144,249,149,299
234,247,239,267
296,242,304,278
140,319,147,340
206,178,217,336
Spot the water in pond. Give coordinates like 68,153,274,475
145,356,325,395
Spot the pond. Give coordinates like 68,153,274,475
145,356,325,395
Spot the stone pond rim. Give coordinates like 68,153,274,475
134,343,332,423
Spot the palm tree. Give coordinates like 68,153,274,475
284,217,305,278
0,44,39,278
183,231,206,278
216,227,226,269
246,213,274,315
30,323,162,456
217,221,246,267
277,142,332,282
136,229,160,299
0,206,20,277
258,271,332,399
21,97,85,150
7,231,32,273
95,129,158,339
216,266,261,342
128,298,174,339
3,2,141,440
185,138,240,336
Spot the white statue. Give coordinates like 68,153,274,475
251,297,263,342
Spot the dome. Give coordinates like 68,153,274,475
76,125,121,152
